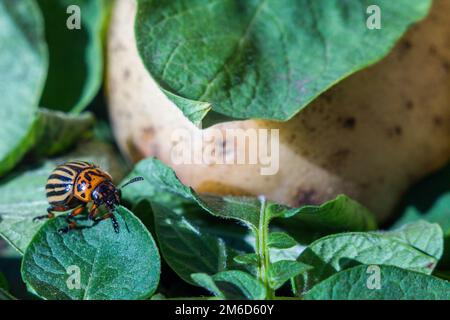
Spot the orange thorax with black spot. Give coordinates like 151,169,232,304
74,168,113,202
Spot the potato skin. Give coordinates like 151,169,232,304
106,0,450,221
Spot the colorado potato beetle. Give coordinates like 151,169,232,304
33,160,143,234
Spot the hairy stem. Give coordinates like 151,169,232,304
256,195,274,299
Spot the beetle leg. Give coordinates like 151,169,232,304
94,213,119,233
58,205,86,234
33,206,66,222
87,203,99,220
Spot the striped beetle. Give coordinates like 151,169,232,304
33,161,143,234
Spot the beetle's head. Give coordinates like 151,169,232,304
92,181,121,211
92,177,144,211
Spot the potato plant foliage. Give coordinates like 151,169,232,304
0,0,449,300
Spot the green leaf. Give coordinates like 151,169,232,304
151,203,228,285
304,265,450,300
395,193,450,235
268,232,297,249
395,193,450,268
121,157,192,208
150,293,167,300
0,288,15,300
269,243,305,263
268,260,312,290
32,108,95,157
295,221,443,294
37,0,109,112
434,270,450,281
0,161,56,253
0,288,16,300
191,270,266,300
0,272,8,291
0,141,127,254
0,0,48,177
383,221,443,260
277,195,377,244
234,253,258,265
136,0,431,125
0,273,16,300
21,206,160,300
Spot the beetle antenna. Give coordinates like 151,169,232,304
120,176,144,189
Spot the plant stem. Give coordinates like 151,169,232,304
256,195,274,299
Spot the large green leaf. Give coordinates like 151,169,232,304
295,221,443,294
0,141,126,254
136,0,431,125
304,265,450,300
0,272,15,300
121,158,191,208
191,270,266,300
151,203,228,285
276,195,377,244
32,109,95,157
384,220,443,260
0,0,48,177
395,193,450,269
395,193,450,237
37,0,109,112
21,206,160,300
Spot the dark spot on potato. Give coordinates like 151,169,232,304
112,43,126,52
142,126,155,137
398,40,412,57
429,45,437,56
388,126,402,138
123,68,131,79
339,117,356,129
289,133,297,143
300,118,317,132
332,149,350,159
405,100,414,110
321,92,333,103
295,189,321,206
359,182,370,190
324,149,351,170
402,40,412,50
442,60,450,73
81,193,86,199
433,116,443,126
